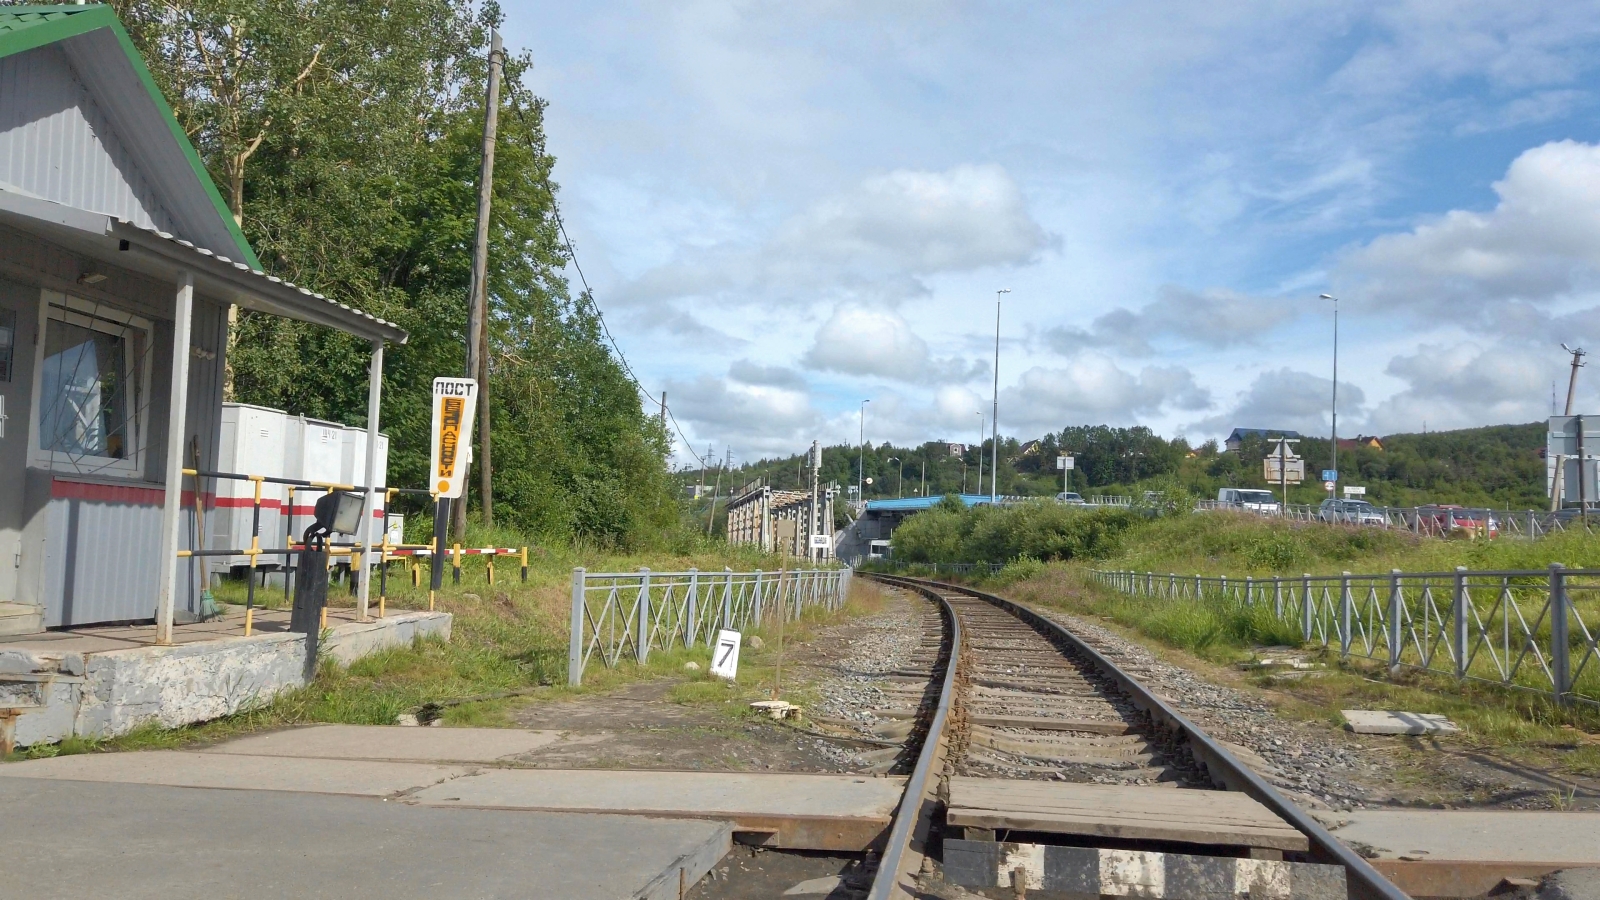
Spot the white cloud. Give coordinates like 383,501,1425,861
802,305,983,382
1046,286,1298,356
619,164,1055,308
1340,140,1600,320
1192,368,1364,438
1364,342,1551,433
664,372,820,461
999,354,1211,433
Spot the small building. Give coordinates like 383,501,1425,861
725,478,836,560
1224,428,1302,453
1338,435,1384,452
0,5,406,637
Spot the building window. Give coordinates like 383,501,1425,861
30,291,150,476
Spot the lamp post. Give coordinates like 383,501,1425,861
858,399,870,502
1319,293,1339,499
975,411,985,496
887,457,901,498
991,288,1010,503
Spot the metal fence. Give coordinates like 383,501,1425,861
567,566,852,685
1197,499,1596,539
865,560,1004,577
1092,567,1600,707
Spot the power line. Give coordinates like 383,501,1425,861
504,78,707,468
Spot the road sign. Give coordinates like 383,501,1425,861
1323,480,1336,491
429,377,478,498
1321,469,1338,482
1343,486,1366,496
710,629,742,680
1057,455,1074,470
1263,457,1305,484
809,533,830,549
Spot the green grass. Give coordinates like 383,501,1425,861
6,533,869,761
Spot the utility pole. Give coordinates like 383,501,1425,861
991,288,1009,502
857,400,870,503
810,440,821,561
457,29,503,539
1552,345,1587,511
920,458,926,497
659,390,667,426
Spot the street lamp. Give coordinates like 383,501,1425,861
858,399,870,501
991,288,1010,502
975,410,985,496
886,457,902,497
1319,293,1339,498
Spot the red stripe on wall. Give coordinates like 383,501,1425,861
51,478,167,506
51,479,383,516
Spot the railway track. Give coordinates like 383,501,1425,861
863,573,1409,900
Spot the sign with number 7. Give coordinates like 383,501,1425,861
710,629,742,680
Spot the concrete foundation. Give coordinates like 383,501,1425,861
1,610,451,747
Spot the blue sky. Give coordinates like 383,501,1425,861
504,1,1600,465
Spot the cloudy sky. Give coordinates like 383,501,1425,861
505,1,1600,466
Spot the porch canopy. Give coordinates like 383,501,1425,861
0,191,406,344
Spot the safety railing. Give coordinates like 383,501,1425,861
179,467,527,634
1197,499,1597,539
1092,567,1600,708
567,567,851,685
865,560,1004,576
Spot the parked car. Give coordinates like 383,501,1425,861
1318,498,1386,526
1055,491,1087,505
1217,488,1280,514
1416,505,1499,538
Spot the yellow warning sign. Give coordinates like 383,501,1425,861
429,377,477,499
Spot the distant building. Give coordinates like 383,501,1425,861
1018,439,1042,456
1225,428,1302,453
947,443,968,457
1338,435,1384,451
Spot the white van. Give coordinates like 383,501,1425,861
1217,488,1280,514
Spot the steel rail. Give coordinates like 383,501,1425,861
864,576,962,900
864,572,1409,900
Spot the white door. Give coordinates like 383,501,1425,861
0,278,36,603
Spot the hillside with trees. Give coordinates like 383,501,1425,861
701,422,1549,526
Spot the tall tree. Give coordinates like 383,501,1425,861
114,0,677,544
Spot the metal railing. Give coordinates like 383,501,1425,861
1197,499,1596,539
1092,567,1600,707
865,560,1004,576
566,566,852,685
179,466,528,633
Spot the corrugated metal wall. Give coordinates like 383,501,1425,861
37,299,227,627
0,43,178,232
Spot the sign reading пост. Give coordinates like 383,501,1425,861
430,377,478,499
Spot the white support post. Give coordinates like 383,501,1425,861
155,272,195,645
357,340,384,621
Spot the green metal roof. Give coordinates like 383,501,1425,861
0,4,260,268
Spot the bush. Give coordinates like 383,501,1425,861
890,500,1144,564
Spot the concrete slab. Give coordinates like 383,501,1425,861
411,768,908,850
1341,709,1459,735
205,724,565,763
0,777,731,900
0,749,471,797
1330,809,1600,863
3,610,452,747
